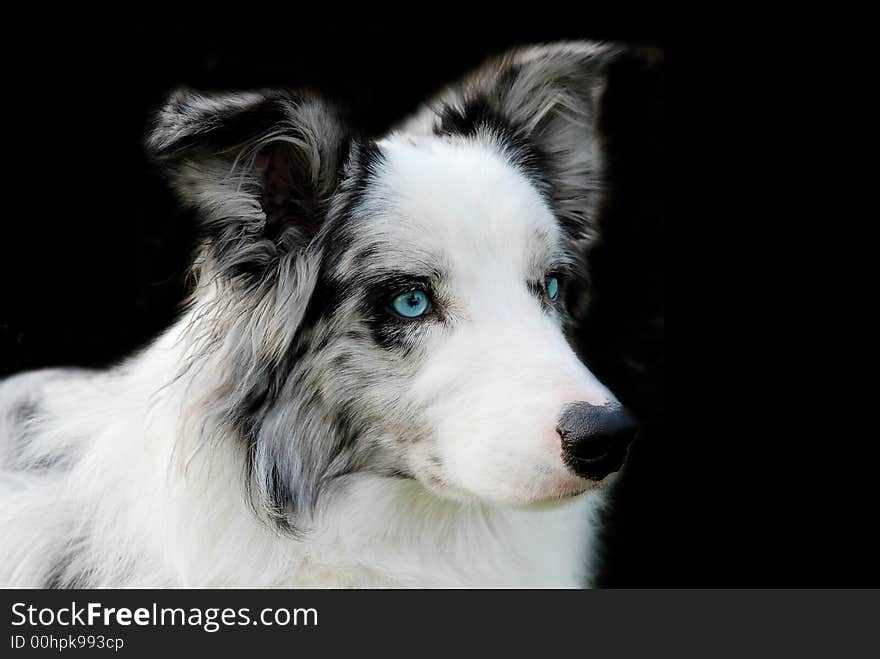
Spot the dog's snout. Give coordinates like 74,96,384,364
556,402,637,480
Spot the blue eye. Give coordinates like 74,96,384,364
546,276,559,300
391,290,430,318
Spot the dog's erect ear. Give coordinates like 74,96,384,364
429,42,624,241
147,89,350,279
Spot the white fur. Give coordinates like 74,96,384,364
366,137,613,504
0,319,606,586
0,42,624,587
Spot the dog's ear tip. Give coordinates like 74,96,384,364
145,88,322,162
145,87,276,159
144,126,181,162
144,88,197,158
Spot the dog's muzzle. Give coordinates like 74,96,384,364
557,402,638,480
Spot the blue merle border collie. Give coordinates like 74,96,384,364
0,41,640,587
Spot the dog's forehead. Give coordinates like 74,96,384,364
336,136,560,276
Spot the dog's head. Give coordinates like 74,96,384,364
148,43,637,527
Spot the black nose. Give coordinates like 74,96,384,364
557,402,638,480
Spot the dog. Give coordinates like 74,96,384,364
0,41,638,587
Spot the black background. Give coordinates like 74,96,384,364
1,17,870,587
